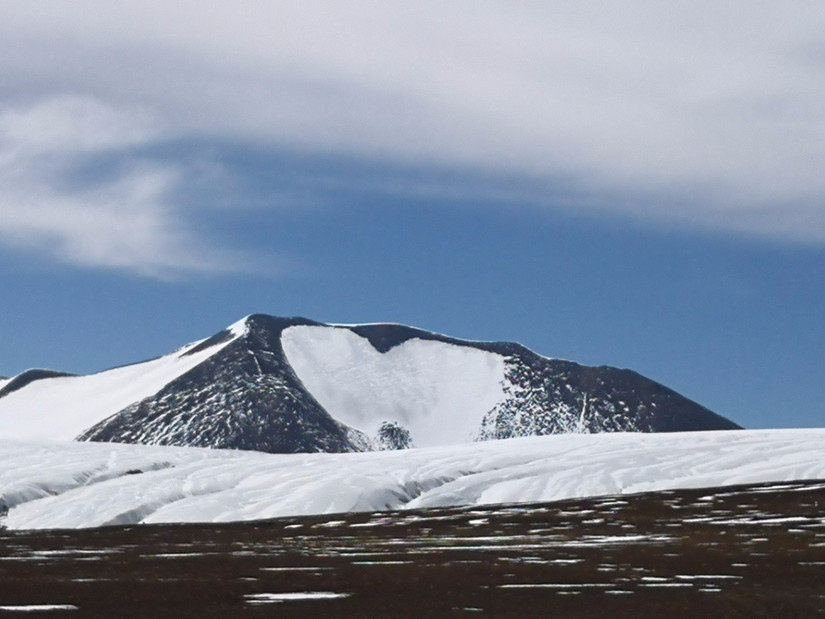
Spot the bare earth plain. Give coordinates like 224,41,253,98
2,480,825,617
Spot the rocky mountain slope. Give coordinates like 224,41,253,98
0,314,739,453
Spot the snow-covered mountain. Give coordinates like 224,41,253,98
0,314,739,453
2,429,822,530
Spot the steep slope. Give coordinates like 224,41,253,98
0,320,247,440
281,323,738,448
78,316,362,453
280,325,508,446
1,314,739,452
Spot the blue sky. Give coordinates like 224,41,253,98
1,2,824,429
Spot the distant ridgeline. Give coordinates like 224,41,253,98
0,314,739,454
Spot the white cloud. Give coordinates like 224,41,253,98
0,96,246,277
0,0,824,264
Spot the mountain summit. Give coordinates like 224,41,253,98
0,314,740,453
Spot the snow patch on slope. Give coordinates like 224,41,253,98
5,429,825,530
227,315,251,338
0,332,241,441
281,325,507,447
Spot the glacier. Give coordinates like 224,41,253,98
3,428,824,530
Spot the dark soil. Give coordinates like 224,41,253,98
2,480,825,617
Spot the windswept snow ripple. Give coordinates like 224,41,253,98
2,429,825,530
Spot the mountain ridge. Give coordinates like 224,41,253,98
0,313,740,452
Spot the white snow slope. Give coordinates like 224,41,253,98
2,429,824,530
0,321,245,441
281,325,507,446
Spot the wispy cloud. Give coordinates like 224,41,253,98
1,1,824,276
0,97,247,277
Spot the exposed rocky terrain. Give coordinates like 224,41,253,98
0,314,738,454
2,479,824,617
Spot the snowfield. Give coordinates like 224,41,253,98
0,321,244,441
282,325,507,446
2,429,825,530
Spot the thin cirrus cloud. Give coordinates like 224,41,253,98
0,1,824,276
0,97,247,277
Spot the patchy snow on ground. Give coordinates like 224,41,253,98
281,325,507,446
2,429,825,530
0,333,240,441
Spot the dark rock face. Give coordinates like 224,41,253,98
78,314,739,453
80,316,366,453
0,369,76,399
339,324,738,437
374,421,415,450
478,353,739,439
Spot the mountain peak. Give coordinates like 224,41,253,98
0,313,741,451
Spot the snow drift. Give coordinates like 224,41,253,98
2,429,823,530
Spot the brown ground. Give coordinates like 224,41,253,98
2,480,825,617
